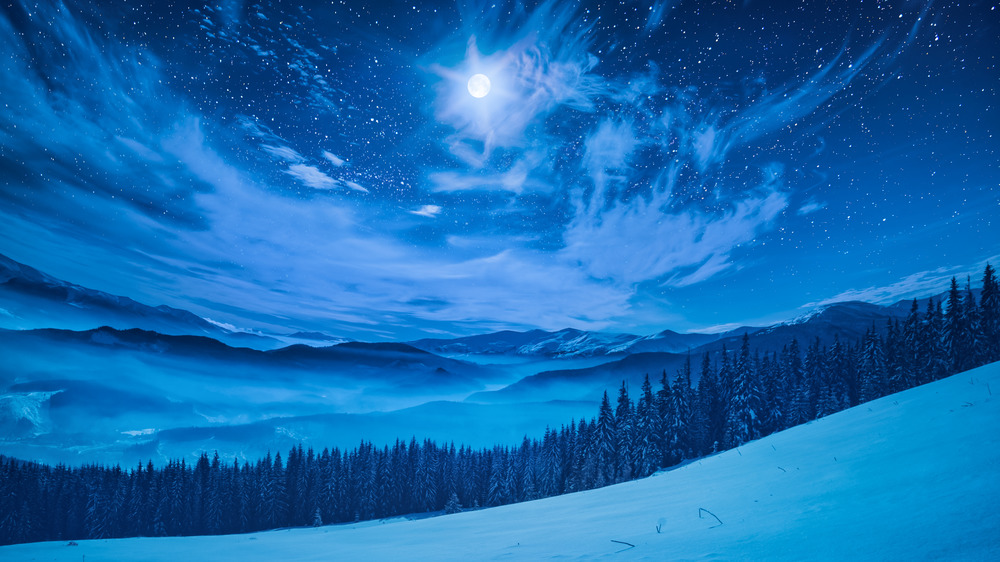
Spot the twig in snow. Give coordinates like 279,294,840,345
611,540,635,549
699,508,723,528
987,383,992,396
777,466,786,472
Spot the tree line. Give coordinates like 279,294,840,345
2,266,998,546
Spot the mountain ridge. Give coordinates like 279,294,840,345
1,252,957,358
0,253,283,349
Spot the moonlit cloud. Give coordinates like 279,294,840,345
115,136,164,163
642,1,678,33
428,161,549,194
286,164,338,190
263,144,305,162
562,166,789,286
410,205,443,218
323,151,347,167
798,200,827,216
426,1,603,174
805,258,1000,308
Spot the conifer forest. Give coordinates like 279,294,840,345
3,267,998,546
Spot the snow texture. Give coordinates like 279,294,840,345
3,362,999,560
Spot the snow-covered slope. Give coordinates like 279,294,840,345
5,363,998,560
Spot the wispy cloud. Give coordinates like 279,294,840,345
322,151,347,167
642,0,678,33
410,205,443,218
428,159,548,194
805,257,1000,308
797,199,826,215
263,144,304,162
562,165,789,286
195,2,341,114
285,164,338,190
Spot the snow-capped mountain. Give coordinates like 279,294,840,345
410,327,718,358
411,300,910,360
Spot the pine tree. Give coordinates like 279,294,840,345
668,354,695,462
819,335,848,416
443,491,462,514
717,345,733,417
944,277,966,375
594,391,616,487
487,447,506,507
780,338,803,429
897,302,920,391
725,333,761,447
963,278,982,371
696,352,725,454
758,351,783,435
859,326,887,402
922,298,947,382
981,263,1000,363
634,374,660,477
573,418,594,491
655,370,675,465
614,382,634,483
790,339,819,420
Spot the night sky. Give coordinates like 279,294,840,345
1,0,997,340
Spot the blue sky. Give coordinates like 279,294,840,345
0,0,996,340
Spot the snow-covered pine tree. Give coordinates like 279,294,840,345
758,350,782,436
780,338,803,429
944,277,967,375
725,333,762,447
614,381,634,483
717,344,733,417
420,441,438,512
516,435,537,501
443,491,462,514
896,301,919,392
668,354,695,463
981,263,1000,363
655,370,675,465
922,298,947,382
796,338,824,422
696,351,725,454
859,326,887,402
963,277,983,372
818,335,848,416
573,417,595,491
594,391,616,487
634,374,660,477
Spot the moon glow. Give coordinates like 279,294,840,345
467,73,491,98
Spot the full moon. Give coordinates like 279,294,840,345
467,73,491,98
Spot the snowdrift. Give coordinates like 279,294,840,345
3,362,999,560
